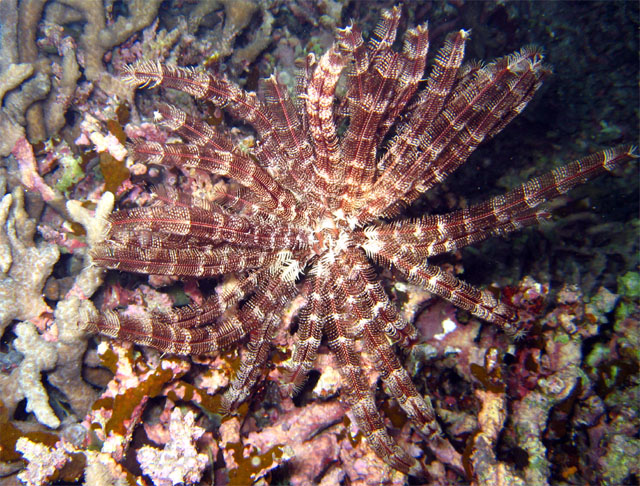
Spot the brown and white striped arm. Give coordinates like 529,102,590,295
282,275,326,395
131,140,301,221
324,271,422,475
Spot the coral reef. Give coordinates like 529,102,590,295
0,1,637,486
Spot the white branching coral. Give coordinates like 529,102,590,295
136,408,209,486
13,321,60,427
0,184,59,337
46,191,115,418
0,183,114,427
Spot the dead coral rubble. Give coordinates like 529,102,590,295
409,275,640,486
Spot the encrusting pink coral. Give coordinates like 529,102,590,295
84,340,191,461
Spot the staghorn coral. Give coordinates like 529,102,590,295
11,321,60,428
45,191,115,420
0,64,33,108
0,137,112,439
0,0,43,154
0,0,61,149
43,0,162,94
